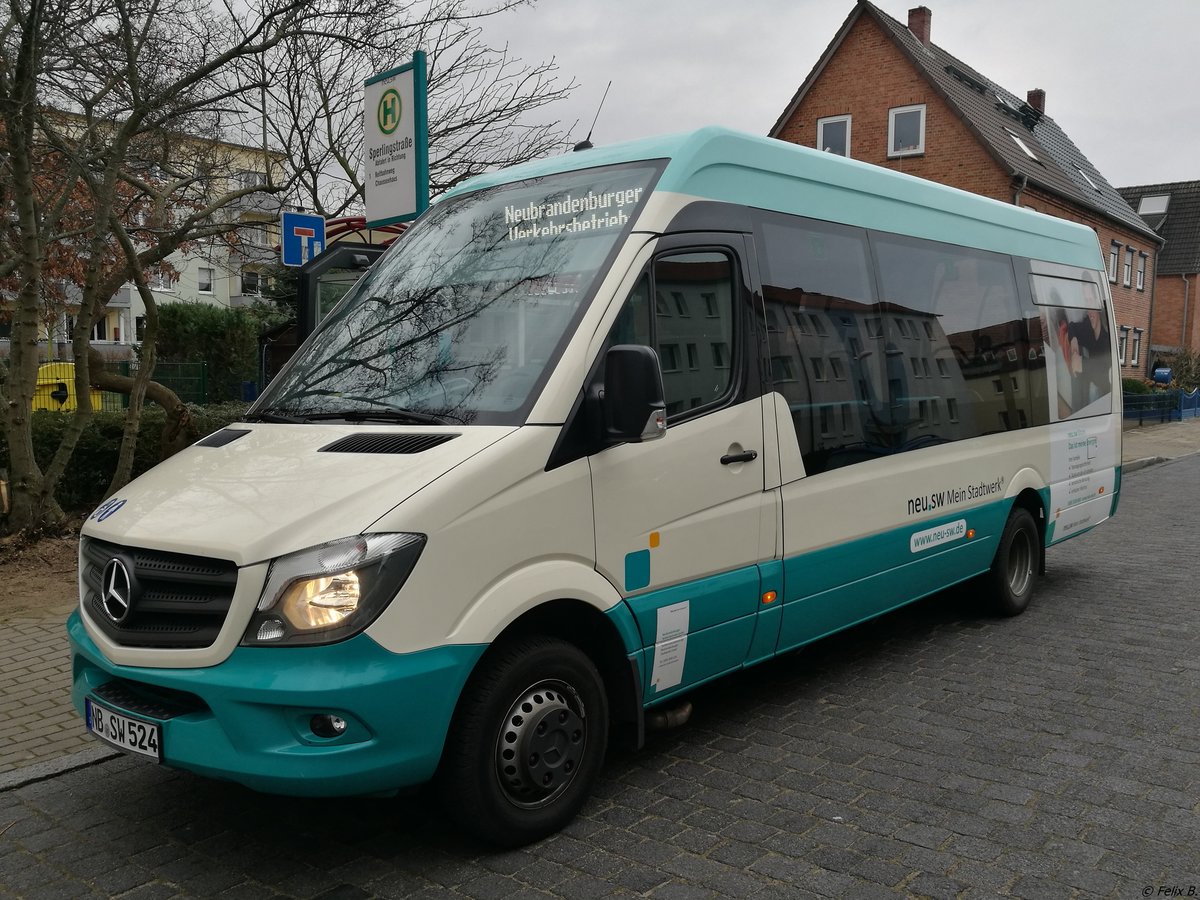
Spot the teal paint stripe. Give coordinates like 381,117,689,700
783,499,1012,602
746,560,784,664
646,615,757,702
623,565,760,647
778,534,996,652
1110,465,1122,517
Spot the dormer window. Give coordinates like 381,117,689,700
1137,194,1170,216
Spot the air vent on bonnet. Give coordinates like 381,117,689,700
196,428,250,447
319,433,459,454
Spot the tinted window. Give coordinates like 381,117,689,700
757,215,885,474
1030,272,1113,420
873,234,1033,440
606,251,737,421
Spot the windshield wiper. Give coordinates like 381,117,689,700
243,407,306,423
304,409,453,426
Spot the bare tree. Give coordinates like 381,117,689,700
259,0,577,217
0,0,343,535
1,0,576,536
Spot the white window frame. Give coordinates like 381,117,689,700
198,267,215,294
1136,253,1147,292
1132,328,1143,367
888,104,926,158
1123,247,1134,287
1118,326,1129,365
816,114,852,157
1108,242,1120,283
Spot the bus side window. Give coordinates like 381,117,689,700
606,253,738,422
653,252,735,418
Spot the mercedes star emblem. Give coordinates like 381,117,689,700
101,558,133,624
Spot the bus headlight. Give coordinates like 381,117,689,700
242,533,426,646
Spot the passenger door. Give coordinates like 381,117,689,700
590,235,777,703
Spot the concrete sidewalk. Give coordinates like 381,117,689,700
4,416,1200,784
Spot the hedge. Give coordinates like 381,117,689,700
0,402,249,513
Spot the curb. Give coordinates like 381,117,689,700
0,746,120,793
1123,456,1167,474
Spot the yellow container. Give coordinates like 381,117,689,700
32,362,104,411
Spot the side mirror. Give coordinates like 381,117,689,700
603,344,667,444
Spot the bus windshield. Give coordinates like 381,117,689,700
255,161,661,425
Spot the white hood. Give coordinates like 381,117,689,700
81,423,516,566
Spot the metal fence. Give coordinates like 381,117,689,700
1123,388,1200,425
92,361,209,411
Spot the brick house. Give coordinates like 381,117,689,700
769,1,1162,378
1117,182,1200,365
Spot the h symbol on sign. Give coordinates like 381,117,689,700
379,93,399,133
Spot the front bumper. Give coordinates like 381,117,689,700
68,610,485,797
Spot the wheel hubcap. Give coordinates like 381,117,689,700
1007,528,1033,597
496,680,586,808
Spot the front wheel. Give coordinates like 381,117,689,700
987,507,1040,616
436,635,609,846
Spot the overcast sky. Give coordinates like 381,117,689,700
485,0,1198,189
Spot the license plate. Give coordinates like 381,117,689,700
86,697,162,762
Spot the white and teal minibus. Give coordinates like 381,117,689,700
69,127,1121,845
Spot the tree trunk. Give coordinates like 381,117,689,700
88,347,194,463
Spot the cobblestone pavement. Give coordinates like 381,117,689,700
2,453,1199,897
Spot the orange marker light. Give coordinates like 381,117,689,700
762,591,778,605
966,529,975,539
1098,487,1105,495
649,532,660,548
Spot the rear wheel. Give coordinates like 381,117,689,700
436,635,608,847
987,507,1040,616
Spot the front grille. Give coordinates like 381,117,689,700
82,538,238,649
93,679,208,720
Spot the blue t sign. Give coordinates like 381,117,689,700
281,212,326,267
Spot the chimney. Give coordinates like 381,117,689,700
908,6,932,45
1027,88,1046,113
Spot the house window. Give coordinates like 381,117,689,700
1107,242,1120,283
135,316,146,341
659,343,681,372
1137,253,1147,291
888,104,926,157
1132,328,1143,367
816,114,851,157
237,170,267,190
241,269,260,295
149,271,175,291
1123,247,1134,287
198,267,214,294
1118,326,1129,365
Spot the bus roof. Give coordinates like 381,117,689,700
444,126,1104,270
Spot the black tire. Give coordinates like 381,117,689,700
436,635,609,847
987,507,1040,616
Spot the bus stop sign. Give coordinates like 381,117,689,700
281,212,327,267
